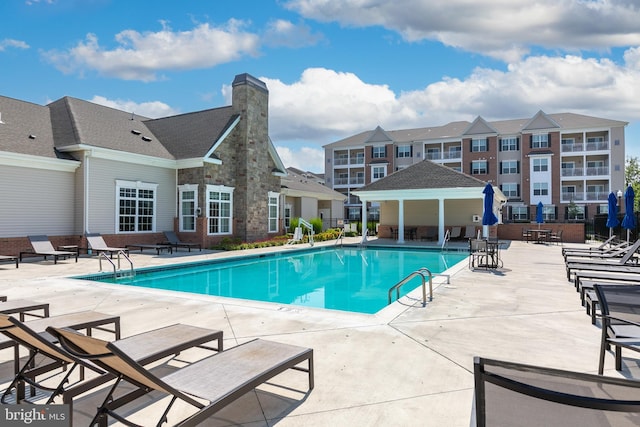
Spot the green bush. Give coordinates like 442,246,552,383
309,217,323,234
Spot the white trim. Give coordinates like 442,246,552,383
115,179,159,234
58,144,176,168
178,184,198,232
0,151,80,172
268,191,280,233
206,184,234,235
204,115,240,159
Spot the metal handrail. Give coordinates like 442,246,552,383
388,267,434,307
98,250,134,278
442,229,451,249
335,228,344,247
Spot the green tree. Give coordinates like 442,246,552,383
625,156,640,212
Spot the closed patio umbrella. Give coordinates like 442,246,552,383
622,185,636,242
536,201,544,229
482,183,498,238
606,192,619,238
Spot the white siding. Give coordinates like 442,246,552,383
86,157,176,234
0,165,75,237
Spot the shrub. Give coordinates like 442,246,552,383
309,217,323,234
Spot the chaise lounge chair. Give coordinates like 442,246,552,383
463,226,476,240
0,299,49,321
565,239,640,280
86,233,129,258
162,231,201,252
19,235,78,264
48,327,314,427
125,243,173,254
472,356,640,427
0,255,19,268
0,314,222,410
449,226,462,240
593,283,640,375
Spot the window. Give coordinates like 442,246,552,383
178,184,198,232
501,161,519,174
533,182,549,196
372,166,386,181
397,145,412,158
447,146,461,159
472,138,487,152
543,205,556,221
501,183,519,198
533,158,548,172
372,146,386,158
348,207,360,221
500,137,518,151
511,206,528,221
207,185,233,235
567,205,585,220
284,204,292,230
531,134,550,148
116,180,157,233
471,160,488,175
268,191,279,233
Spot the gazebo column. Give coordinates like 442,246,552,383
361,202,368,239
398,199,405,243
438,197,445,245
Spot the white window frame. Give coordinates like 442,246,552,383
501,161,518,174
115,180,158,234
397,145,411,158
501,183,518,198
284,203,292,230
533,158,548,172
206,184,234,235
532,134,549,148
178,184,198,232
371,165,386,181
471,160,488,175
268,191,279,233
500,137,518,151
372,146,385,158
472,138,487,152
533,182,549,196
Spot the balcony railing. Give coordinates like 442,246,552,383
425,152,441,160
562,191,609,201
561,141,609,152
424,151,462,161
561,166,609,177
334,156,364,166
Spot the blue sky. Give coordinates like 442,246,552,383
2,0,640,173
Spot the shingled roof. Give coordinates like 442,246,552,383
281,168,345,200
359,159,487,192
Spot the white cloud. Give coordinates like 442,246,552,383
284,0,640,61
89,95,179,118
0,39,29,51
43,20,260,81
262,19,324,48
276,145,325,172
260,49,640,171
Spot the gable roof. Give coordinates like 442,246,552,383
522,110,561,131
144,106,238,160
463,116,498,136
281,168,345,201
49,97,175,159
0,95,59,159
359,159,487,192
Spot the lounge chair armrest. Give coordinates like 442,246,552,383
603,314,640,328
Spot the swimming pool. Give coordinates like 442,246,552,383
79,247,468,314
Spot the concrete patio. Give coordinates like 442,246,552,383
0,237,635,426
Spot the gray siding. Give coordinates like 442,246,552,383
0,165,75,237
86,157,176,234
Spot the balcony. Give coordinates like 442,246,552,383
561,166,609,177
561,141,609,153
334,156,365,166
562,191,609,202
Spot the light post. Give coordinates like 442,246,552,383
618,189,623,215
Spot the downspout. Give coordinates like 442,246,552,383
84,151,90,235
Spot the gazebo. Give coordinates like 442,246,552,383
353,160,506,244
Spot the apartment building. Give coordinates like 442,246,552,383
323,110,627,223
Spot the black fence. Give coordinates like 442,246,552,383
592,213,639,241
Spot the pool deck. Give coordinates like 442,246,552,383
0,237,637,426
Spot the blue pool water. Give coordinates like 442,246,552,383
80,247,468,314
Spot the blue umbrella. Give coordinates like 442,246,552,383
536,201,544,226
606,192,619,237
622,185,636,241
482,183,498,226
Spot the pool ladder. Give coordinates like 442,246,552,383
99,250,134,279
388,267,450,307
